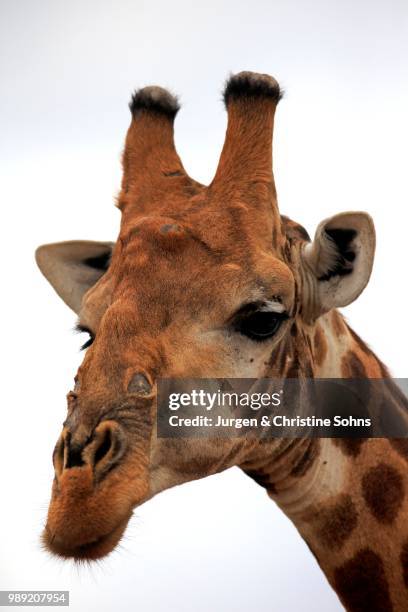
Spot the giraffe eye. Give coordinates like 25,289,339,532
74,323,95,351
232,303,288,342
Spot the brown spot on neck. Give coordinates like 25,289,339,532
334,548,393,612
341,351,367,378
334,438,366,457
331,310,347,337
390,439,408,464
346,325,390,377
362,463,404,524
347,326,374,357
304,494,358,551
313,324,328,367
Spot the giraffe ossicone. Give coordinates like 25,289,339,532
36,71,408,611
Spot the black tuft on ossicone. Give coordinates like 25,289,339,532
223,71,282,107
129,86,180,118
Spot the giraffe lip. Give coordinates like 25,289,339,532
42,513,132,561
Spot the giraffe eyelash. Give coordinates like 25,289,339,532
74,323,95,351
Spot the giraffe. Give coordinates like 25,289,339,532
35,72,408,611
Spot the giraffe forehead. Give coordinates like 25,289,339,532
117,221,227,282
111,221,296,313
120,216,227,262
119,201,271,256
120,216,189,247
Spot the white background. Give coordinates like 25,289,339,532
0,1,407,611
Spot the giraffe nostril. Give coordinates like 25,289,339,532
53,422,126,480
65,444,85,468
85,421,127,479
94,427,112,465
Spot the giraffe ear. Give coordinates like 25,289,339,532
35,240,114,314
301,212,375,319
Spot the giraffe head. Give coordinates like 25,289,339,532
36,72,376,561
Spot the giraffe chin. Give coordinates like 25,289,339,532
42,512,132,561
41,466,140,562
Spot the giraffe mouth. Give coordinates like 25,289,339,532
42,512,132,561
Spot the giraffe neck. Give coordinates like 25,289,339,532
241,310,408,611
